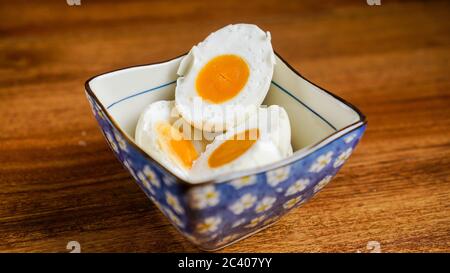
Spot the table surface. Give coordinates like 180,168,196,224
1,0,449,253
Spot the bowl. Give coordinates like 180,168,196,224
84,53,367,251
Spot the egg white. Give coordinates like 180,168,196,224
175,23,276,132
134,100,209,179
189,105,293,182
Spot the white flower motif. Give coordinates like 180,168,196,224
162,207,184,228
196,216,221,234
105,132,119,153
229,194,257,215
190,185,220,209
230,176,257,189
184,233,218,245
245,215,266,228
283,196,303,209
285,179,309,196
309,151,334,173
139,174,155,195
217,233,241,245
232,218,246,228
266,166,290,187
162,175,175,186
165,191,184,214
142,165,160,187
186,233,220,244
97,108,106,120
314,175,333,193
255,196,276,213
333,148,353,168
137,166,160,195
263,215,281,226
114,131,128,151
123,159,137,179
344,134,356,143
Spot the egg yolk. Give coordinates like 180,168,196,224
195,54,250,104
156,122,199,169
208,128,259,168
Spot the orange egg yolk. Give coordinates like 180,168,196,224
208,128,259,168
195,54,250,104
156,122,199,169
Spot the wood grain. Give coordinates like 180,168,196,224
0,0,449,252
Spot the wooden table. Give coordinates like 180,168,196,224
1,0,449,253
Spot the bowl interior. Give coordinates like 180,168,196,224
87,54,362,152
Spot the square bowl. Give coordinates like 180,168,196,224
85,53,367,251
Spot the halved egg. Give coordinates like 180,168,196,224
189,105,293,182
175,23,276,132
135,100,210,178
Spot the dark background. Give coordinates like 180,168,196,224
0,0,449,252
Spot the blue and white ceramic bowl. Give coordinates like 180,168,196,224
85,53,367,251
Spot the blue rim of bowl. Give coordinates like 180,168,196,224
84,51,367,187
